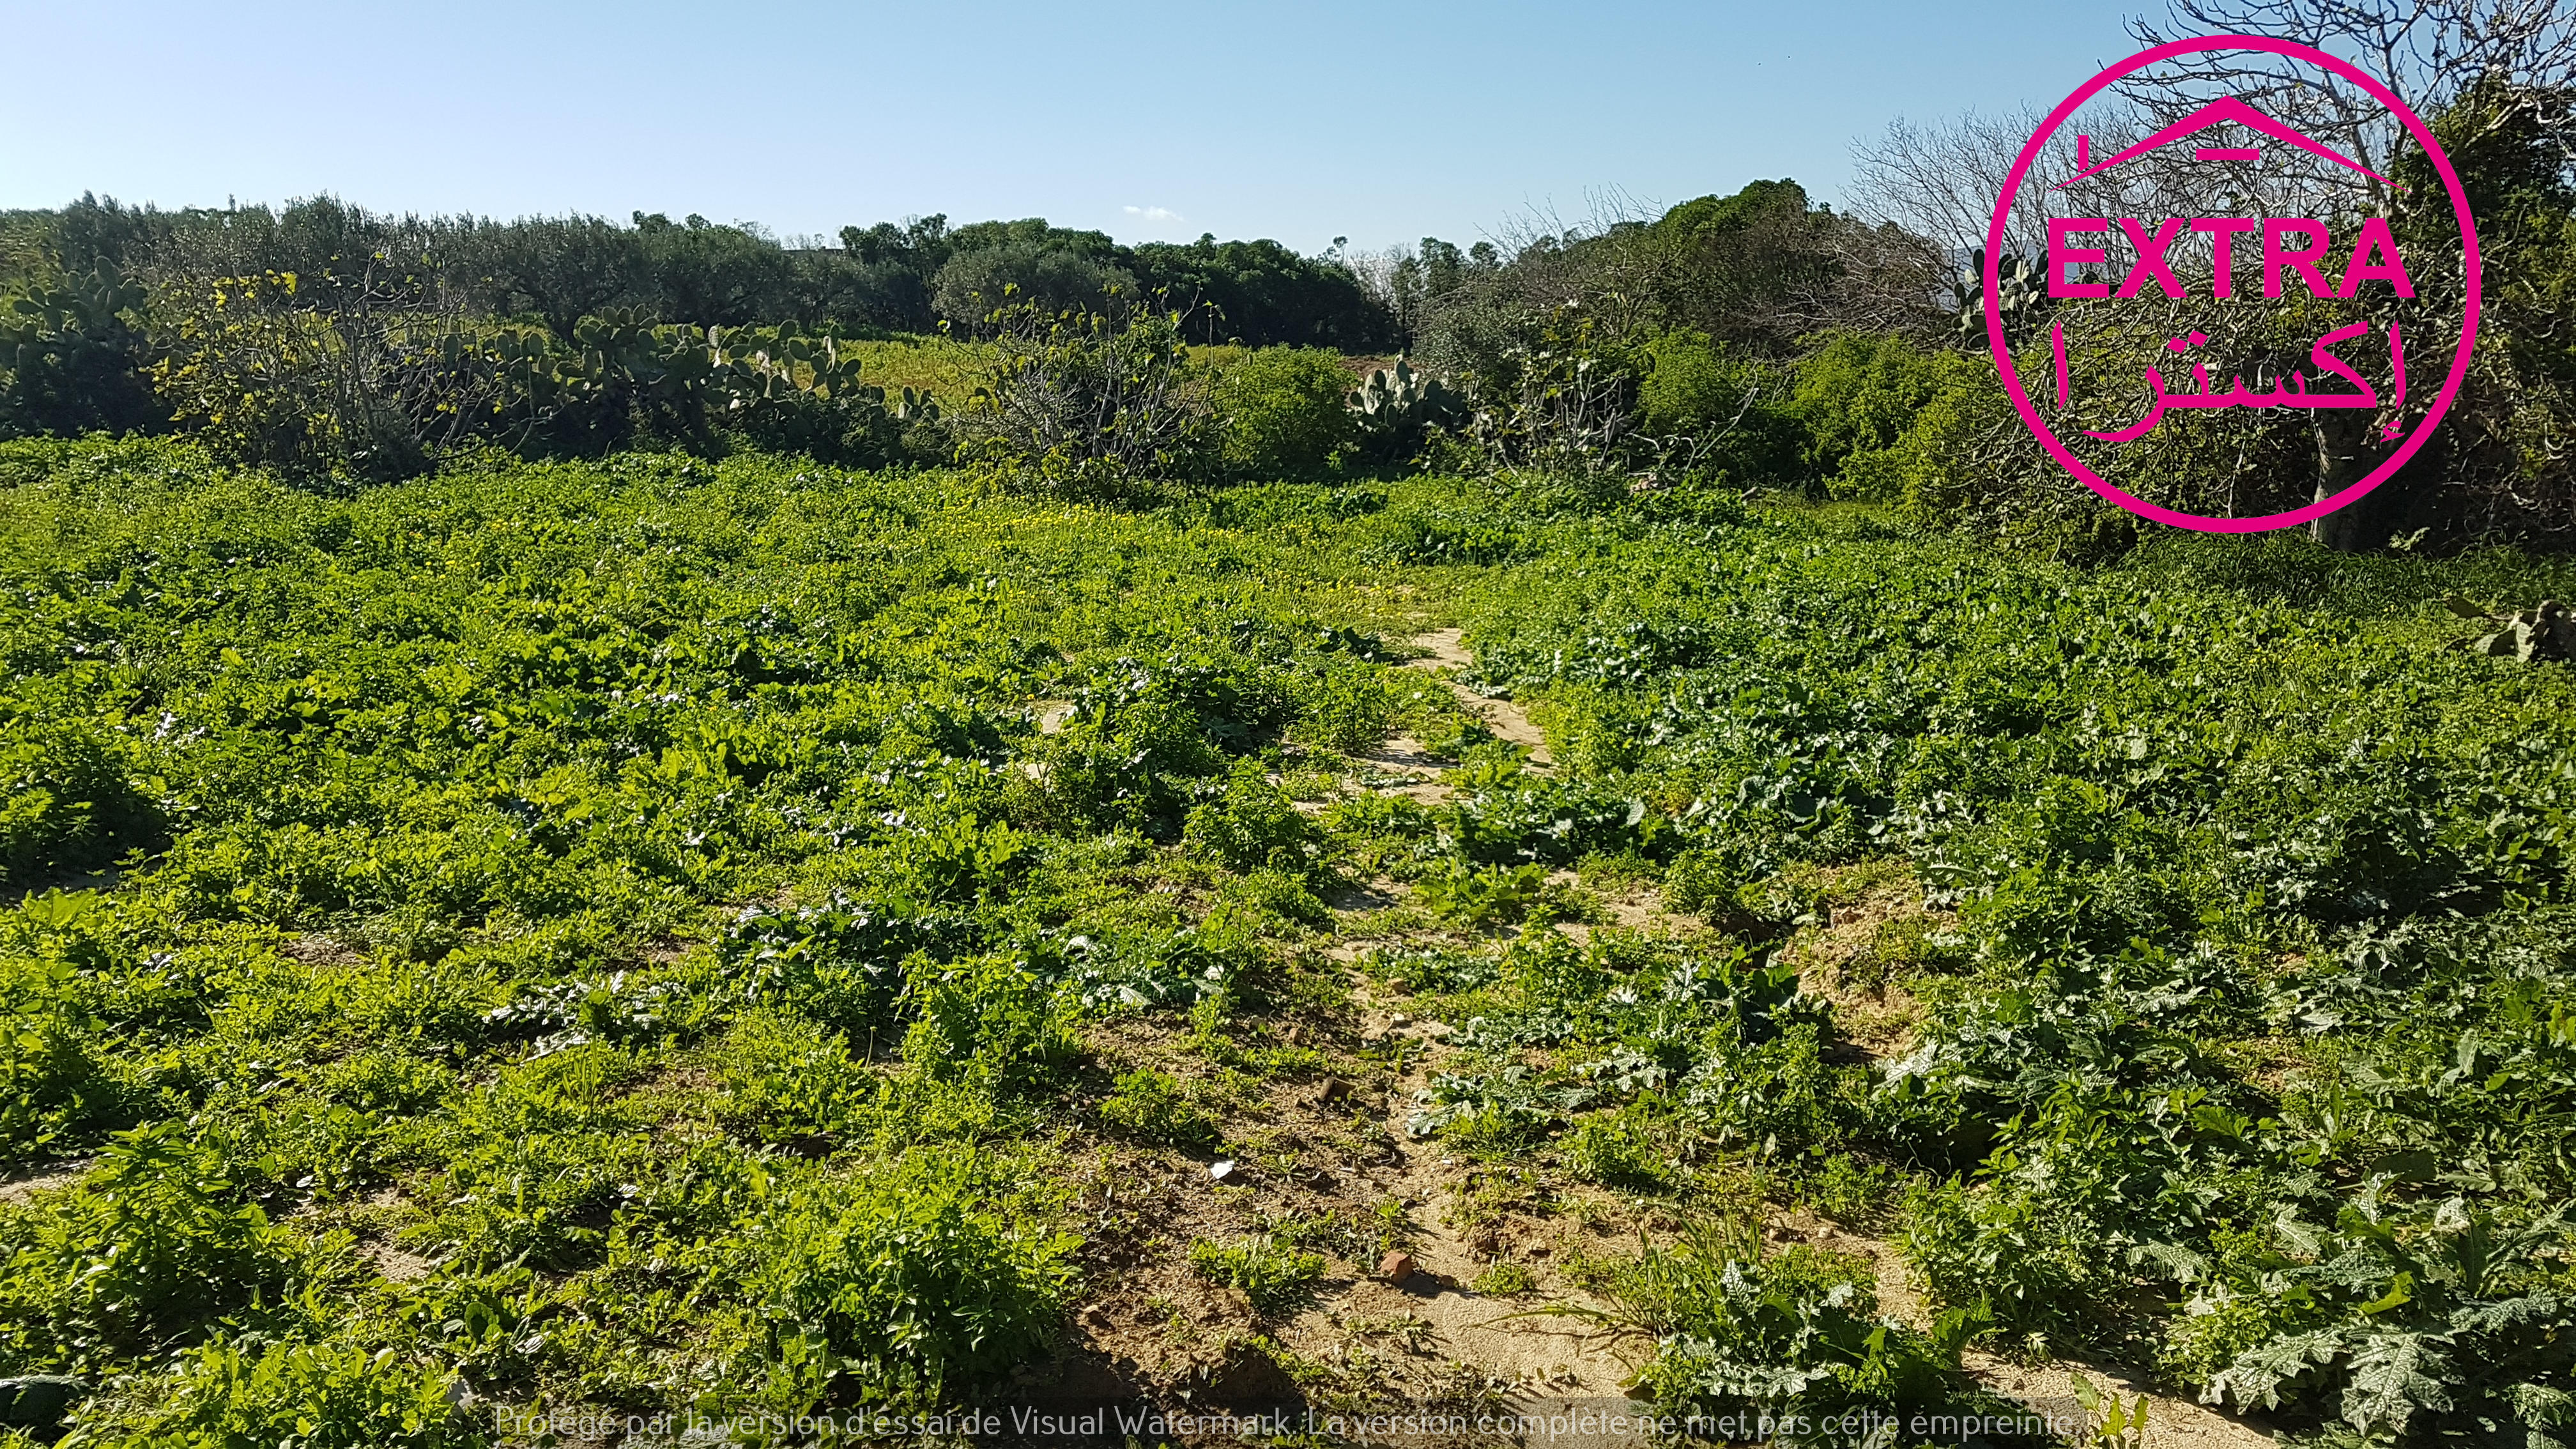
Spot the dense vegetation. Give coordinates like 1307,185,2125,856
7,4,2576,1445
0,430,2570,1444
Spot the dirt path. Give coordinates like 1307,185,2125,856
1349,1006,1634,1398
1300,629,2275,1448
1406,628,1552,767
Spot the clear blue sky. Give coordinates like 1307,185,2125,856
1,1,2152,252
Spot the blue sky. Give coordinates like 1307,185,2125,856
2,1,2154,252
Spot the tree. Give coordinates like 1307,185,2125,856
2130,0,2576,547
473,217,647,339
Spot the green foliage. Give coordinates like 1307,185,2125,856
4,401,2575,1437
60,1340,476,1449
718,1009,873,1142
1637,330,1802,482
1567,1108,1667,1190
1414,859,1549,928
730,1150,1079,1409
1188,1234,1324,1317
1096,1067,1219,1150
0,268,158,440
1785,330,1958,498
1347,359,1466,464
952,295,1209,497
2448,595,2576,661
1183,760,1319,875
1571,1213,1997,1425
1210,346,1356,480
0,1123,308,1373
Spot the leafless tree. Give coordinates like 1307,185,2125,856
2128,0,2576,186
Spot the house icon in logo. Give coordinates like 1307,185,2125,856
2052,95,2402,190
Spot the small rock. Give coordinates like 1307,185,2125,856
1378,1250,1416,1284
1388,1013,1411,1028
1317,1078,1354,1106
1208,1160,1236,1182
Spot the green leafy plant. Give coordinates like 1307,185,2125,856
1097,1068,1219,1150
1213,346,1358,479
951,292,1209,496
1414,860,1549,928
1188,1234,1324,1317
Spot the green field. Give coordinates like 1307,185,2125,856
2,433,2573,1445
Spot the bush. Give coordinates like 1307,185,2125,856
1615,1222,1986,1422
1210,347,1356,480
0,714,164,884
1784,330,1954,492
1567,1110,1667,1190
719,1010,874,1142
1637,330,1802,482
950,297,1209,497
1414,860,1549,928
1183,760,1318,875
0,951,114,1156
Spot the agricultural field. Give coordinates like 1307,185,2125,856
3,431,2574,1447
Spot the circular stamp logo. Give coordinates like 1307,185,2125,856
1986,36,2482,533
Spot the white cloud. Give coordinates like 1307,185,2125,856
1123,204,1184,223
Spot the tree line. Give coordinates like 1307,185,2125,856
3,196,1400,348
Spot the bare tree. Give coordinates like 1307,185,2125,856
2127,0,2576,544
2128,0,2576,183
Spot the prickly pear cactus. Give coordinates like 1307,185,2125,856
2448,597,2576,663
1347,358,1465,459
1952,249,2058,351
0,268,146,377
893,386,941,423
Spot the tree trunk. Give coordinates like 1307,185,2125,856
2310,410,2382,551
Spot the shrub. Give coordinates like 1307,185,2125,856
0,714,163,883
0,955,112,1157
1637,330,1803,482
1620,1227,1985,1421
1414,860,1548,928
1183,761,1318,875
1567,1110,1667,1190
1784,330,1954,493
1291,657,1397,753
719,1010,874,1142
950,296,1209,496
1210,347,1356,480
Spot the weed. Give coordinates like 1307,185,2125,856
1096,1068,1220,1151
1413,861,1549,929
1188,1234,1324,1317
